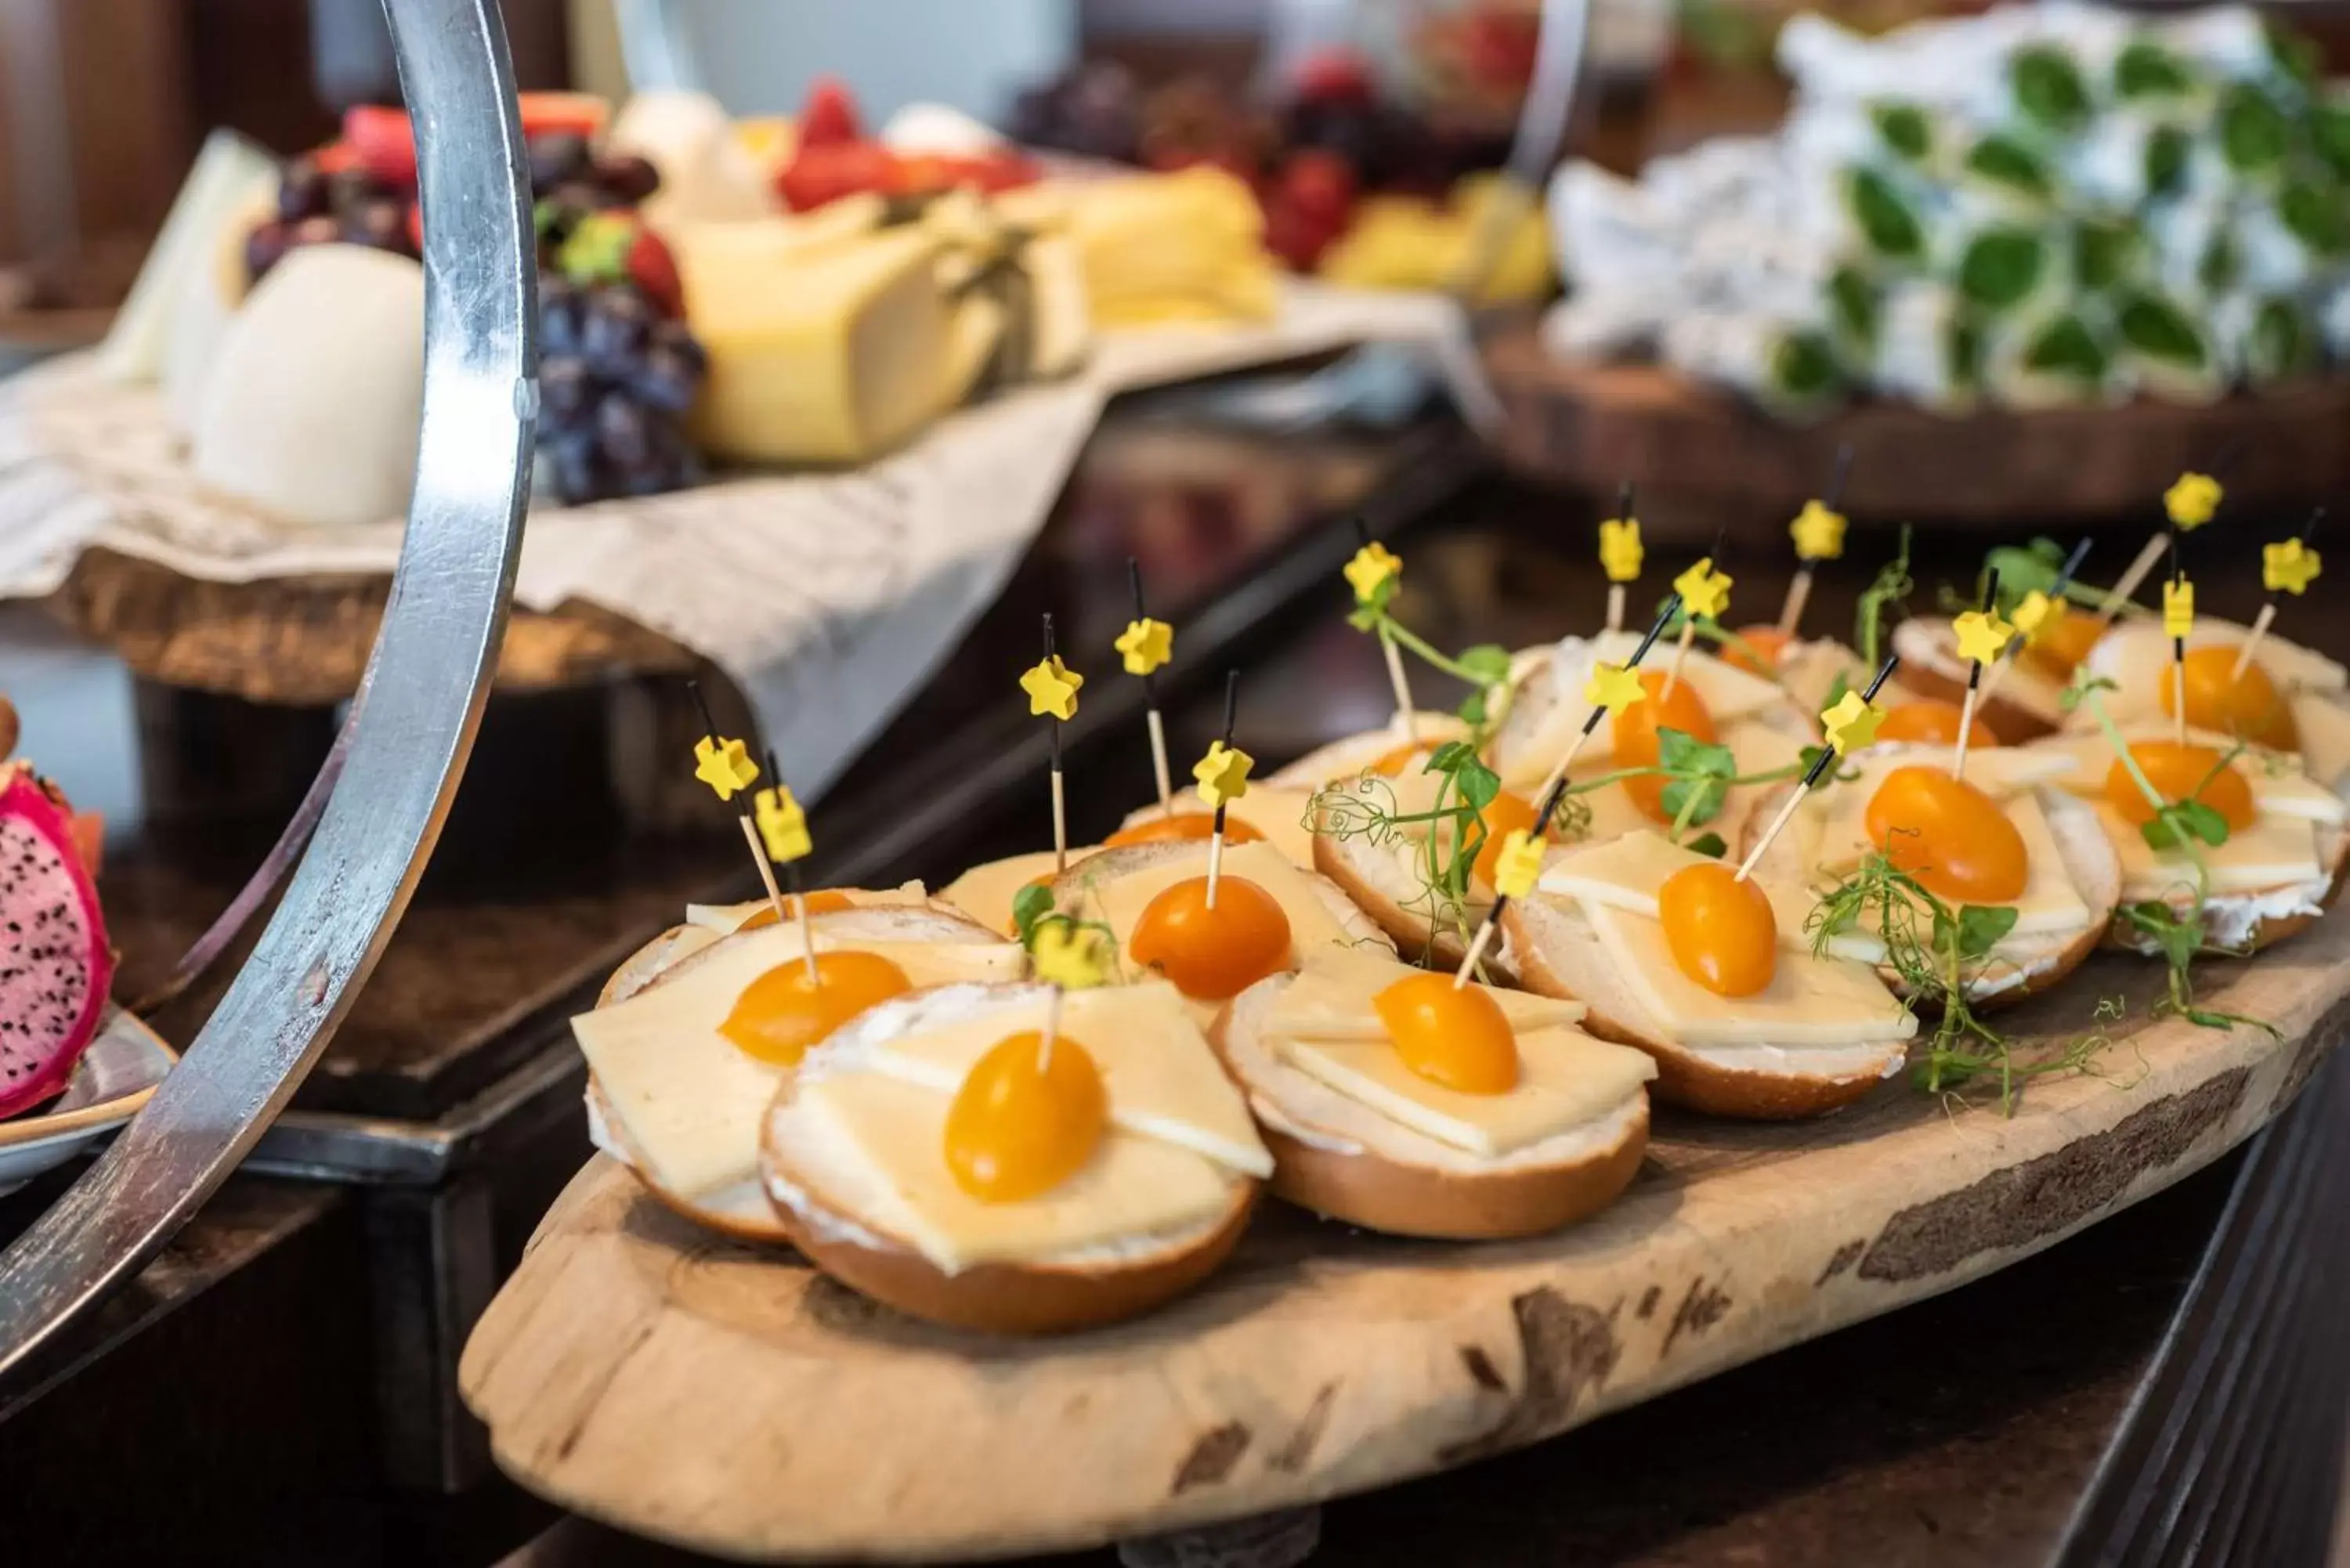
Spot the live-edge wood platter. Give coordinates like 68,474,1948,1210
458,917,2350,1564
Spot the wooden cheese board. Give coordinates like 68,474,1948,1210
1480,324,2350,537
459,916,2350,1564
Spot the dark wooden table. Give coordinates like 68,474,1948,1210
2,390,2345,1566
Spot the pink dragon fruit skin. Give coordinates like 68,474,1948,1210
0,765,114,1120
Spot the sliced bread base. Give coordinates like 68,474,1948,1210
1213,977,1647,1239
1311,829,1489,972
1500,896,1907,1120
1738,779,2120,1009
2104,818,2350,957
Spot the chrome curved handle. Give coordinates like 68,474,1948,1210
0,0,537,1386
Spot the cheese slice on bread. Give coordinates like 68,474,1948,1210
1215,948,1653,1238
761,981,1264,1333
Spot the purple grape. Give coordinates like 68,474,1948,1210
277,158,331,222
539,355,592,417
580,287,651,374
528,132,594,192
548,431,602,504
594,392,653,468
244,221,294,280
627,345,700,413
597,154,660,204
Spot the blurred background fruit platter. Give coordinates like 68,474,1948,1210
8,0,2350,707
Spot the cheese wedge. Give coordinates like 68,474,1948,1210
573,922,1020,1201
681,225,953,464
1265,947,1585,1039
2099,802,2326,898
940,851,1075,938
787,1071,1239,1274
1278,1028,1654,1158
685,883,931,934
1580,899,1915,1048
1064,840,1356,966
853,981,1271,1176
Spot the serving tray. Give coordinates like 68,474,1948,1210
1480,324,2350,537
458,916,2350,1563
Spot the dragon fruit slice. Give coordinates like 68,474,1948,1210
0,764,114,1119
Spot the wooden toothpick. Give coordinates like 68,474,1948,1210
1205,671,1239,911
765,747,819,979
2167,538,2189,748
1534,594,1683,807
1044,616,1069,876
1951,569,2000,785
2233,507,2323,681
1127,558,1176,817
1776,444,1853,638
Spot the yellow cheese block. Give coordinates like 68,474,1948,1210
1061,840,1356,970
1264,947,1585,1039
2098,802,2326,898
1580,899,1915,1048
1279,1027,1653,1157
791,1071,1240,1274
854,982,1271,1176
681,225,951,463
939,851,1076,938
573,923,1018,1201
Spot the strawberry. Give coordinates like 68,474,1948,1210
313,139,361,176
625,225,683,317
1278,149,1356,226
342,105,418,187
797,75,863,150
516,91,609,141
776,141,895,211
1292,47,1375,106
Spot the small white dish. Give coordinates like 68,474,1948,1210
0,1010,176,1196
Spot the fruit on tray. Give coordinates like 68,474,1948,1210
191,244,425,527
607,89,776,228
538,275,707,504
1546,5,2350,415
0,760,114,1122
775,78,1037,215
681,224,956,464
97,130,276,388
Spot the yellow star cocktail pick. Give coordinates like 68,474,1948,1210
1789,499,1847,562
1021,654,1083,721
1820,689,1885,754
1599,517,1643,583
1115,617,1173,677
1584,661,1647,718
2265,537,2322,595
692,735,760,802
1031,920,1113,991
2163,576,2195,638
1490,829,1546,901
1344,540,1402,608
754,783,812,865
2164,471,2222,530
1672,558,1734,621
1192,741,1254,810
2010,590,2058,641
1951,608,2016,668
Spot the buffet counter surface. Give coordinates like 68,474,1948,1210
2,391,2345,1566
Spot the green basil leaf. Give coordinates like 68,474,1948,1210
1843,168,1926,262
1965,133,2053,201
1686,832,1729,859
2114,38,2194,99
1871,101,1934,164
1456,644,1513,686
1011,882,1057,945
1958,228,2048,310
1956,904,2020,958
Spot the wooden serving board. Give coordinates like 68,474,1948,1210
460,924,2350,1564
1480,324,2350,536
